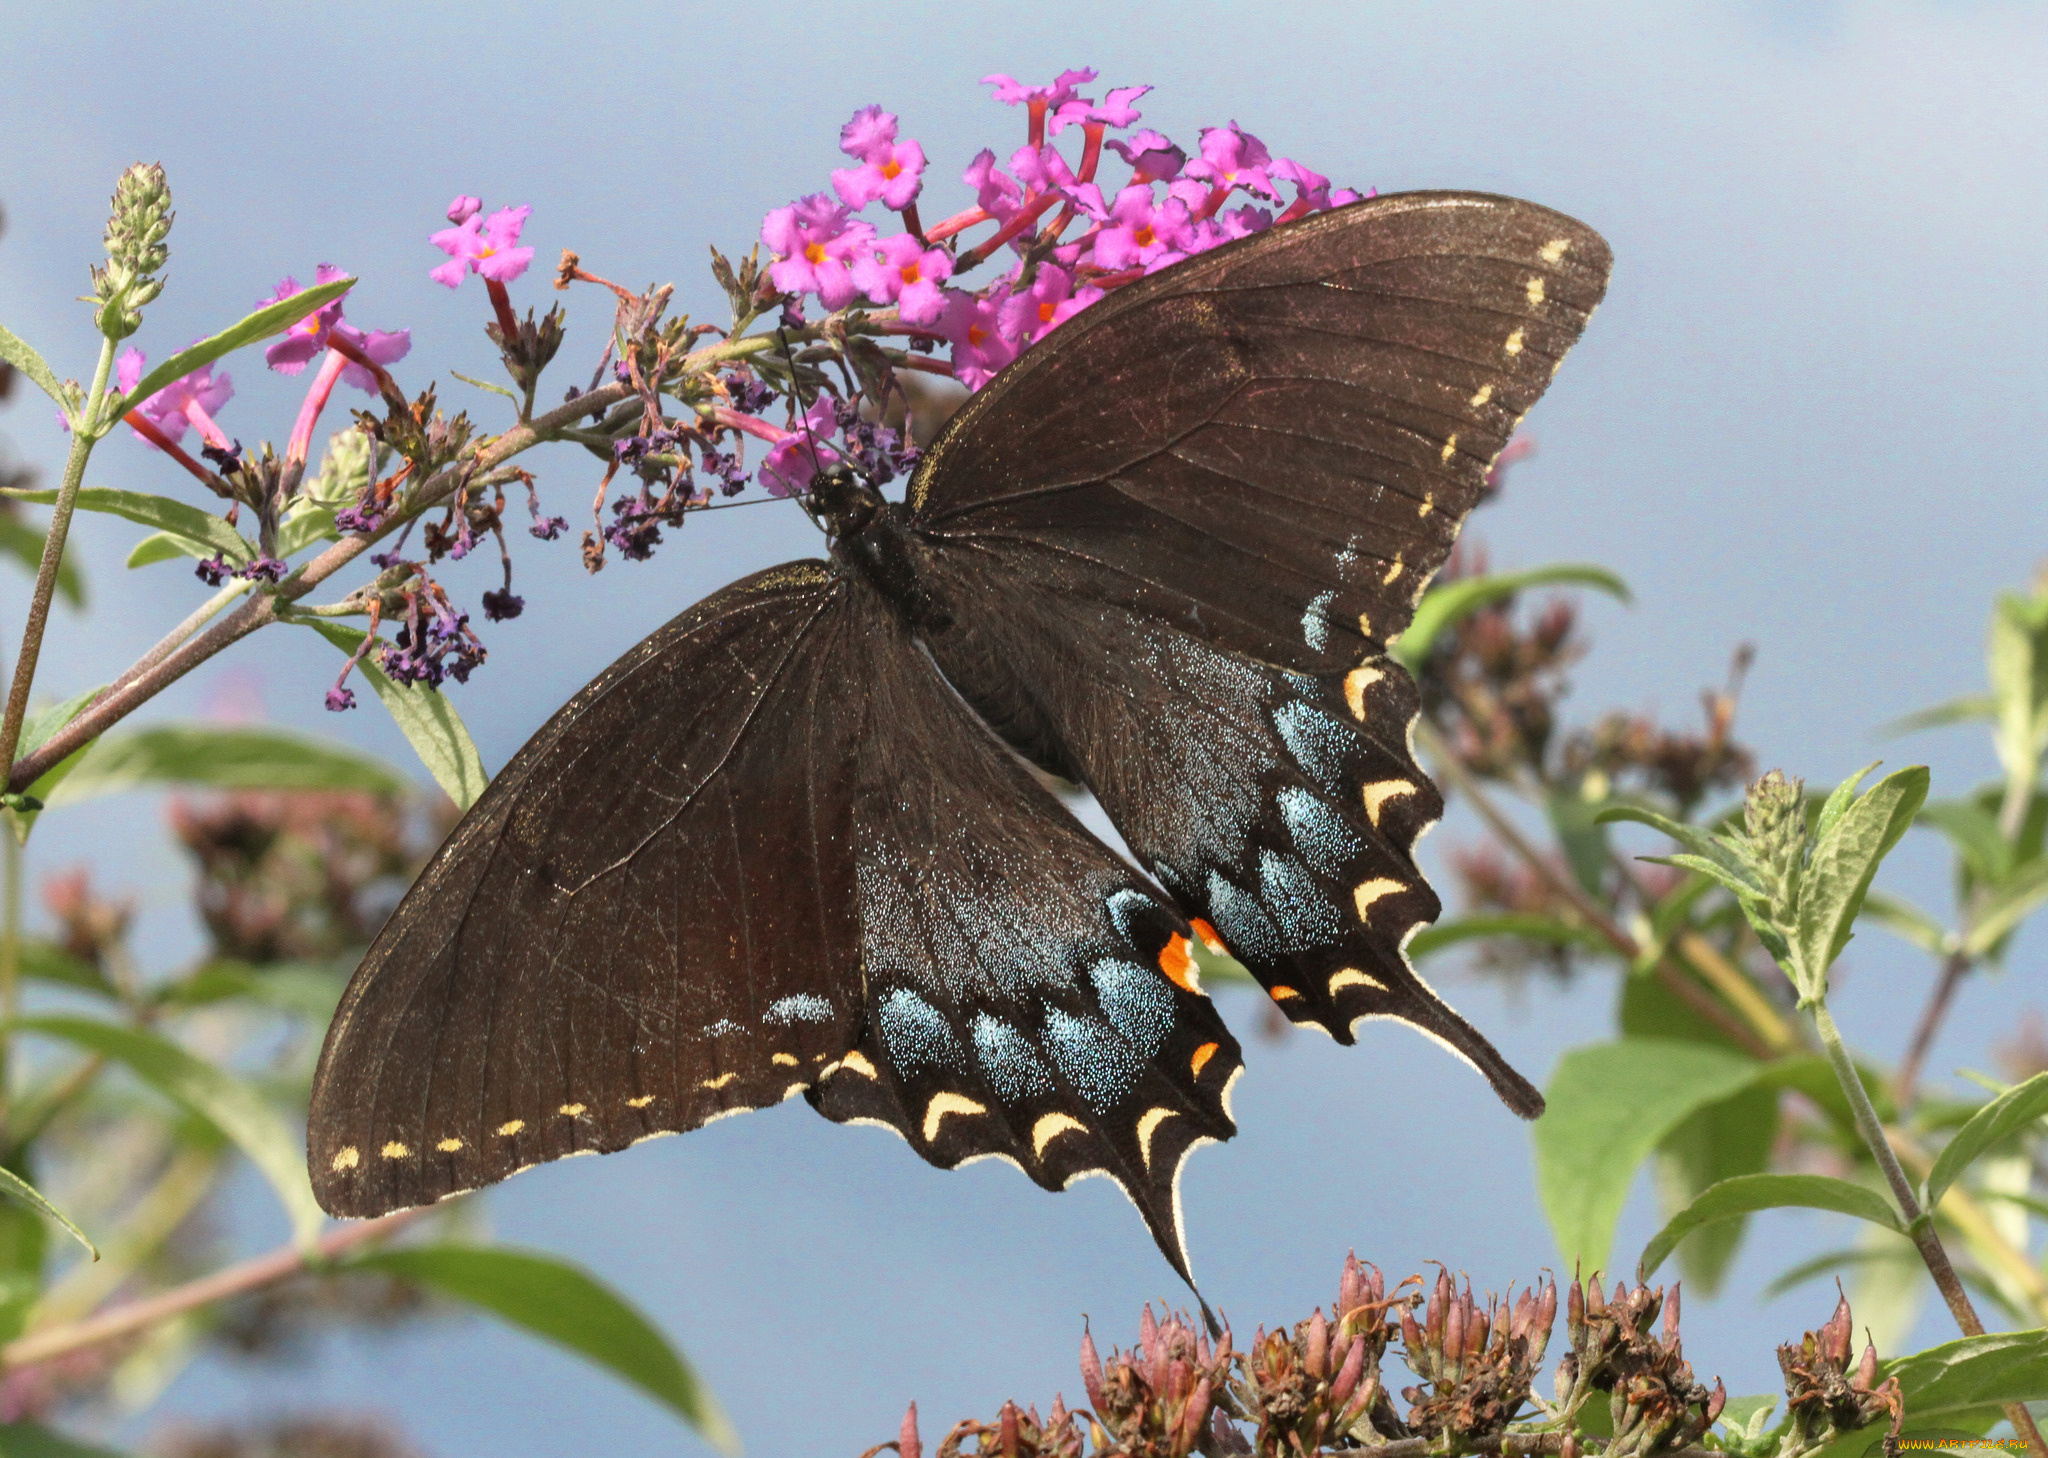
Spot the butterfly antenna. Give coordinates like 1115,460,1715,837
1198,1292,1224,1342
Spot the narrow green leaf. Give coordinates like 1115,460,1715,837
1636,1172,1901,1281
1872,1329,2048,1437
1810,761,1880,850
3,485,249,562
451,370,519,401
1795,766,1930,994
7,687,105,843
1965,859,2048,957
351,1245,737,1451
1859,891,1952,956
1547,786,1611,896
1406,913,1613,960
1879,695,1998,738
1597,803,1745,876
0,325,69,412
1714,1395,1778,1440
108,276,354,422
159,959,347,1021
276,505,338,558
6,1016,323,1243
1652,1081,1778,1294
299,622,489,808
1533,1039,1769,1273
1926,1071,2048,1210
15,940,114,996
124,530,199,568
0,1420,139,1458
0,1168,95,1259
48,723,408,805
1920,798,2012,884
1393,563,1631,668
0,519,84,606
1761,1245,1896,1300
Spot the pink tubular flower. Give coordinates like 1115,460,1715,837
763,194,875,311
962,149,1023,224
446,195,482,225
1051,83,1149,134
429,203,535,288
1184,123,1277,200
831,106,927,211
1010,143,1104,217
759,394,842,497
997,264,1100,345
1107,129,1186,185
942,285,1017,391
133,351,234,450
1091,186,1195,272
983,67,1097,109
851,233,955,325
1271,157,1362,215
261,266,411,393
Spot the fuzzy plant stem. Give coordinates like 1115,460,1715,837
1812,1002,2046,1457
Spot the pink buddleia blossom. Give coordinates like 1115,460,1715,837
1010,144,1106,218
1184,123,1277,200
1107,129,1186,185
997,264,1100,345
130,349,234,449
983,67,1096,109
428,202,535,288
962,149,1024,224
1050,83,1149,135
831,106,927,211
759,394,843,497
763,195,876,311
851,234,955,325
1189,203,1275,253
261,266,411,391
1091,185,1195,272
942,285,1017,390
445,195,481,225
1271,157,1362,215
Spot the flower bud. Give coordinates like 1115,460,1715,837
997,1400,1019,1458
1743,769,1809,901
1663,1282,1682,1345
1707,1378,1727,1426
1853,1341,1879,1393
1079,1325,1107,1413
1824,1293,1853,1366
899,1402,922,1458
94,162,174,339
1305,1309,1329,1381
1179,1376,1212,1455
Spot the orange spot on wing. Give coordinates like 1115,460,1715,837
1270,985,1301,1001
1158,933,1199,992
1191,1042,1220,1078
1190,918,1226,954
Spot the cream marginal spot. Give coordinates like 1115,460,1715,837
1504,328,1525,356
1329,967,1388,995
1539,238,1571,263
1136,1107,1178,1170
1360,778,1417,827
330,1146,360,1172
1525,277,1546,306
1344,664,1385,720
381,1141,410,1159
1468,383,1493,408
1353,877,1405,922
496,1119,525,1137
437,1137,464,1152
922,1092,987,1142
1032,1112,1086,1157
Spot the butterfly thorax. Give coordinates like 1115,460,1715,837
813,469,952,632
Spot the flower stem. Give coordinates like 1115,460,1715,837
1811,1002,2047,1457
0,338,115,780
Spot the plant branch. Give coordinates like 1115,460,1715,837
0,1206,425,1371
1811,1003,2046,1458
1892,948,1972,1110
1416,721,1777,1059
1,338,115,776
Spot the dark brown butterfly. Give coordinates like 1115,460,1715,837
308,191,1612,1285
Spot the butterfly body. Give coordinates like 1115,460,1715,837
309,192,1612,1283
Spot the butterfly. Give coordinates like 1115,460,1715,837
308,191,1612,1285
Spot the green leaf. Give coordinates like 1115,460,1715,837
1533,1038,1770,1273
1871,1329,2048,1438
350,1246,736,1451
1988,587,2048,796
0,324,69,413
1406,912,1613,960
160,959,346,1022
0,1420,139,1458
1810,761,1878,851
1652,1081,1778,1294
1793,765,1929,999
1635,1172,1902,1281
124,530,199,568
1597,803,1752,885
1920,798,2012,884
1880,695,1999,739
1925,1071,2048,1210
0,518,84,606
1714,1394,1778,1442
1966,858,2048,957
108,276,354,424
276,505,338,558
1393,562,1631,669
1547,785,1611,896
299,622,488,808
7,686,105,843
451,370,519,401
2,485,249,563
6,1016,323,1244
1859,891,1952,957
0,1167,95,1260
15,940,113,997
47,723,409,805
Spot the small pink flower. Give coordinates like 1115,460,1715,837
942,285,1017,391
1051,83,1149,135
1189,203,1274,254
446,195,482,225
831,106,927,211
962,149,1023,224
998,265,1101,345
1271,157,1361,212
763,194,876,310
1091,186,1195,272
852,234,955,325
1107,129,1186,185
429,203,535,288
759,394,842,497
136,354,234,449
1184,123,1276,200
983,68,1097,110
261,265,411,392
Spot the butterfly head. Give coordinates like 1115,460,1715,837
806,464,884,541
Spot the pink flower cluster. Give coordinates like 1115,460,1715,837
760,69,1365,391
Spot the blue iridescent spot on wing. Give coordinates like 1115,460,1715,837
1205,870,1281,965
1272,700,1356,795
1301,589,1337,651
1258,849,1345,950
1277,786,1367,869
878,989,962,1077
971,1013,1055,1100
764,993,834,1024
1103,888,1153,946
1088,958,1174,1054
1044,1007,1143,1113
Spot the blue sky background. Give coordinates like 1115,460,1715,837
1,2,2045,1453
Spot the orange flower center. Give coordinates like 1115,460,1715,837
1037,300,1056,324
881,159,902,180
967,323,989,346
1133,224,1155,248
803,242,828,265
900,262,922,284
